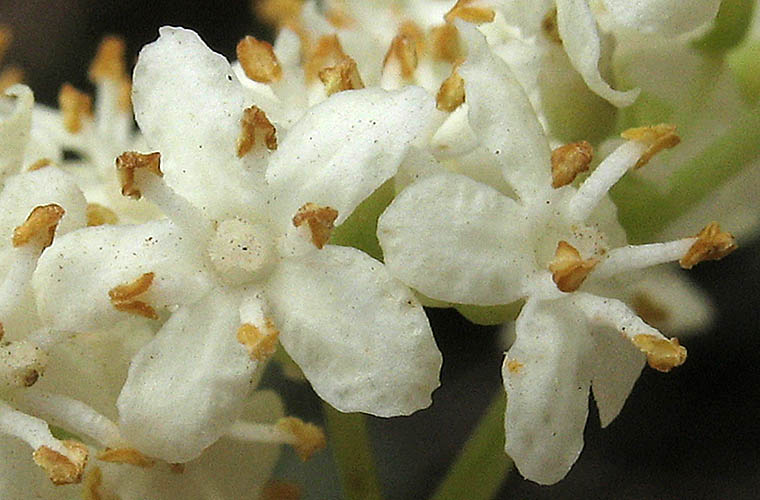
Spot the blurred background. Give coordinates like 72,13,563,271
1,0,759,498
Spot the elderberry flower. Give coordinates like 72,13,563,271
377,26,735,484
31,27,442,464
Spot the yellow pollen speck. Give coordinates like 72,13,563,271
276,417,326,461
98,447,156,468
679,222,737,269
621,123,681,168
86,203,118,227
319,56,365,96
549,240,598,292
444,0,496,24
292,202,339,249
631,293,669,328
58,84,92,134
0,26,12,63
89,36,128,84
326,8,354,28
108,272,159,320
115,151,163,199
507,359,524,374
429,23,462,63
551,141,593,188
261,480,302,500
238,105,278,157
0,66,23,93
254,0,304,28
542,8,562,44
384,34,418,80
237,36,283,83
13,204,65,249
632,334,687,372
0,322,4,342
237,319,280,361
305,34,346,83
33,440,89,485
436,68,465,112
27,158,53,172
169,463,185,474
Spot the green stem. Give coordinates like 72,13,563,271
693,0,756,54
431,392,512,500
323,404,384,500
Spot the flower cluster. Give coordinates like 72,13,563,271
0,0,753,497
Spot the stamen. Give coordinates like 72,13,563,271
444,0,496,24
33,440,89,485
631,293,669,328
567,139,648,222
551,141,593,188
226,417,326,461
254,0,304,28
115,151,163,199
436,68,465,112
621,124,680,169
83,466,104,500
108,272,158,320
58,84,92,134
319,56,365,97
88,36,128,84
548,241,598,292
429,24,462,63
237,320,280,361
237,36,283,84
98,447,156,468
305,35,346,83
0,66,23,93
679,222,737,269
0,246,41,317
593,239,695,279
27,158,52,171
237,106,278,157
631,335,687,372
383,35,418,80
261,481,302,500
13,204,65,249
0,341,47,388
86,203,118,226
292,202,338,249
541,8,562,44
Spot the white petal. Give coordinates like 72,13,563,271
602,0,720,36
503,298,593,485
378,173,532,305
491,0,555,37
132,27,265,220
117,289,258,463
555,0,640,107
265,86,434,230
32,219,215,332
456,23,553,202
266,245,441,417
0,85,33,182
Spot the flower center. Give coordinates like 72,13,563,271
207,218,276,285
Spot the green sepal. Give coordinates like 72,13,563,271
693,0,756,54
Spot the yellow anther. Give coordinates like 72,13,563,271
98,447,156,468
238,106,278,157
319,56,365,96
621,123,681,168
86,203,118,227
115,151,163,199
108,272,159,320
117,79,132,112
0,66,23,93
237,319,280,361
541,8,562,44
551,141,594,188
383,34,418,80
237,36,283,84
12,204,65,249
292,202,339,249
276,417,326,461
89,36,128,84
444,0,496,24
549,241,598,293
679,222,737,269
436,68,465,112
429,23,462,63
33,440,89,485
305,34,346,83
261,480,302,500
58,84,92,134
254,0,304,28
632,334,687,372
27,158,53,172
325,8,354,28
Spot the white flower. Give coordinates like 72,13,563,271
31,27,442,464
377,27,734,484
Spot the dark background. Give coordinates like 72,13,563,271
2,1,759,498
